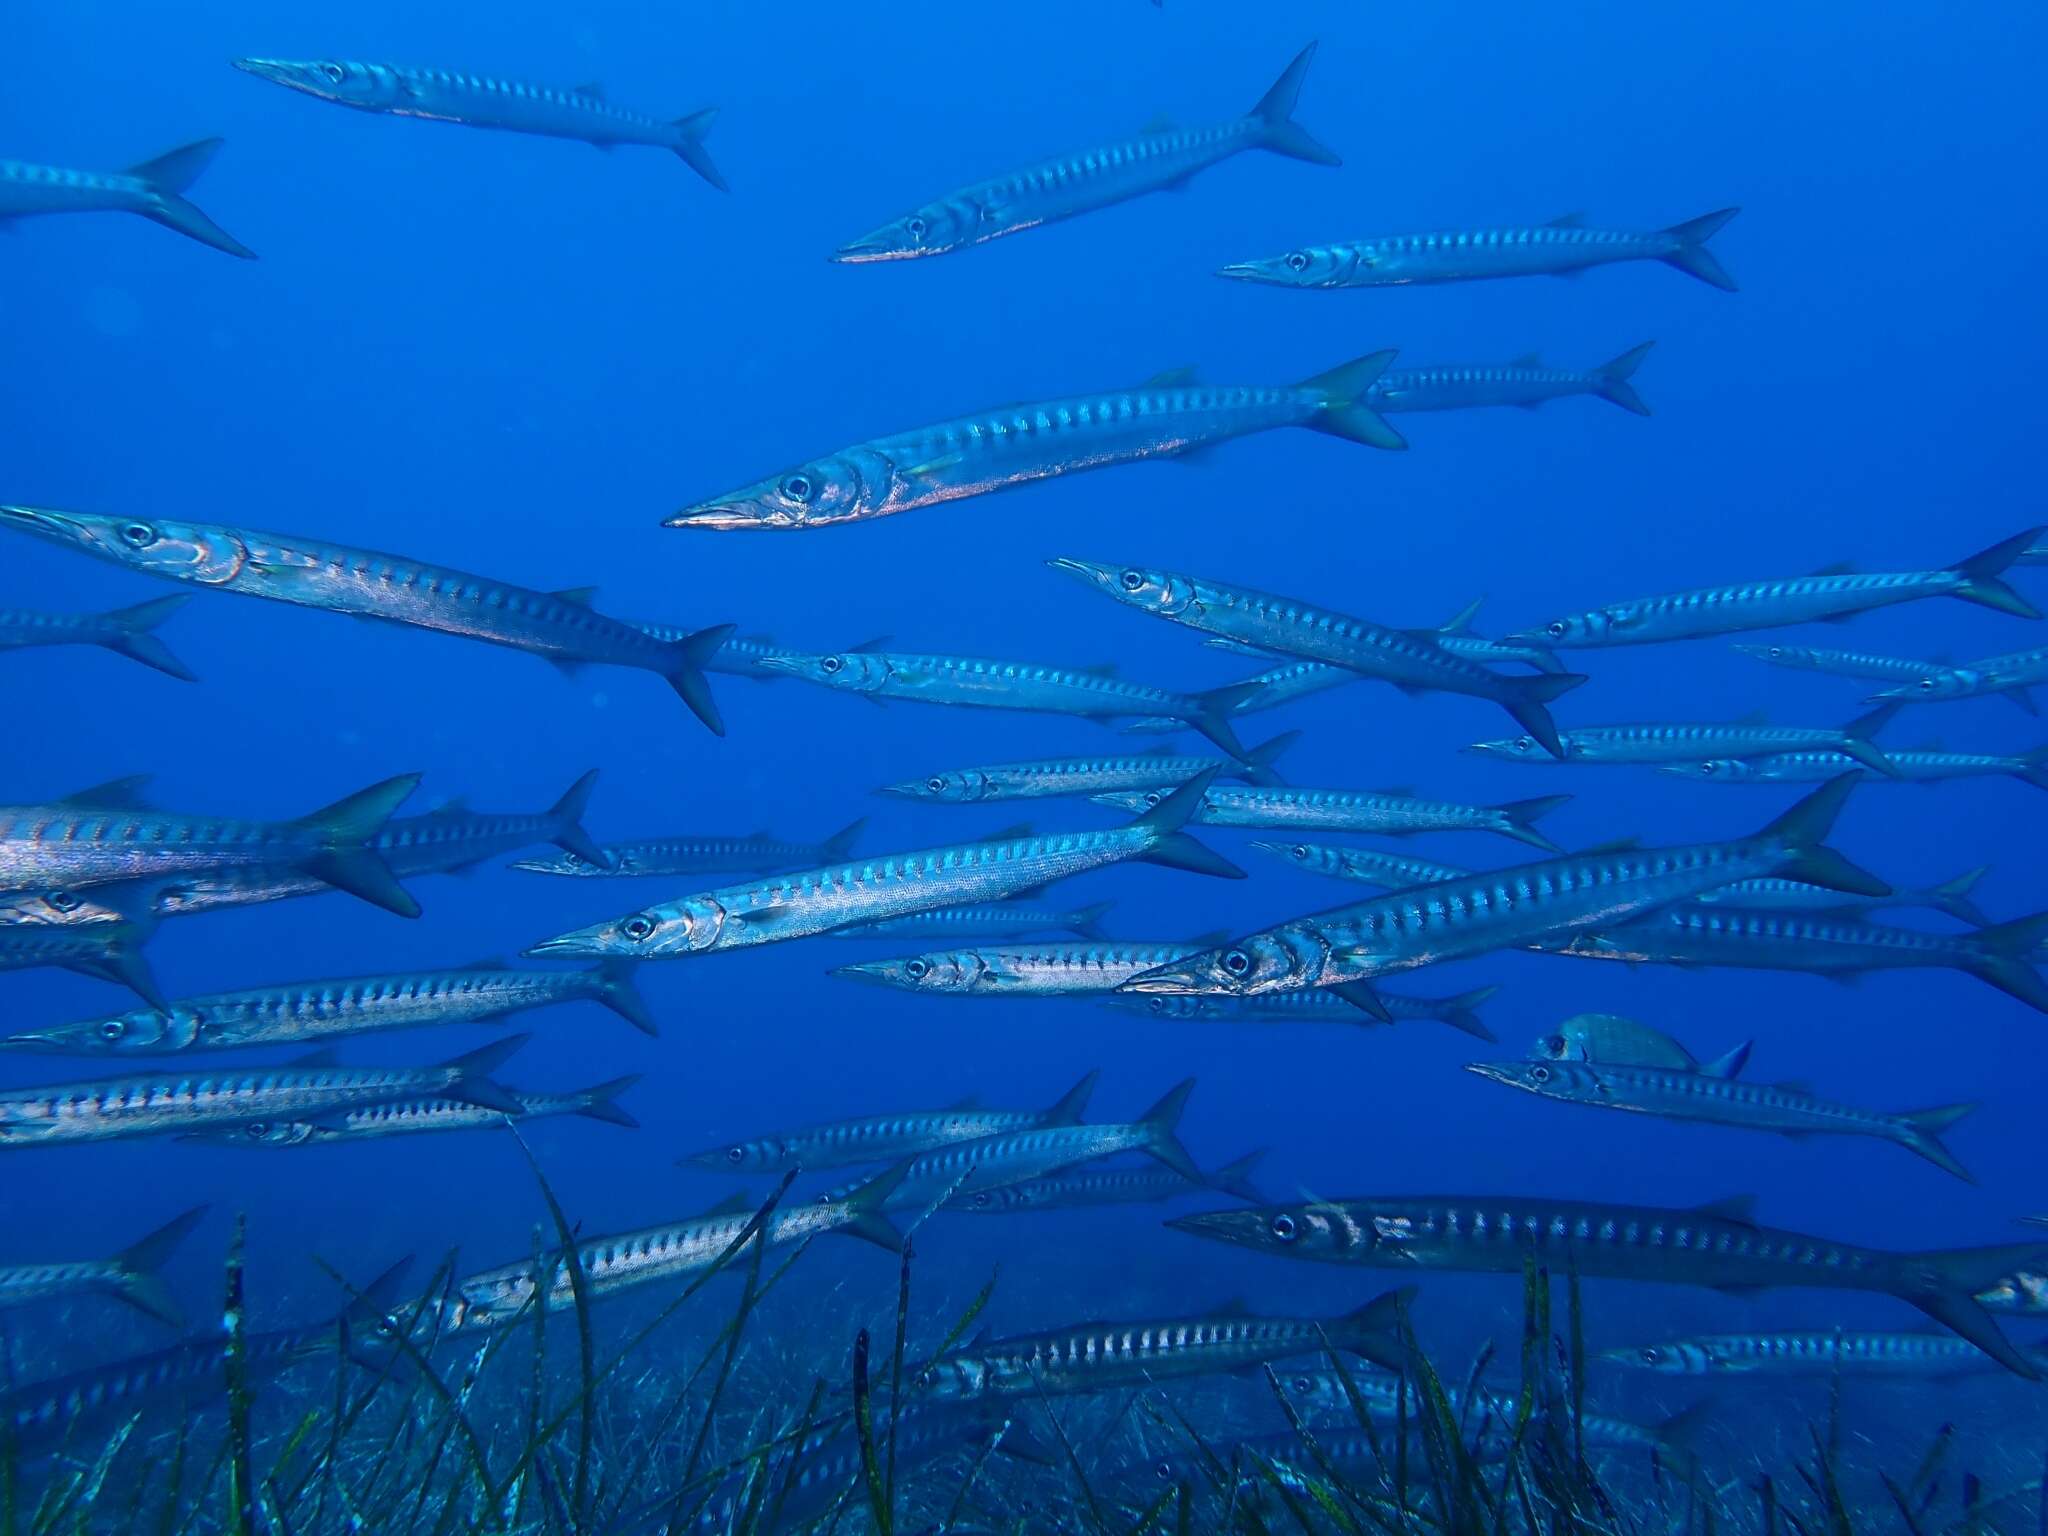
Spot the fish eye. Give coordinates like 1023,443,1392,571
926,776,946,793
1293,1375,1312,1393
1700,761,1717,776
1919,679,1935,691
971,1191,991,1208
1222,949,1251,976
1640,1347,1660,1364
725,1146,744,1163
1545,621,1567,639
906,958,929,980
247,1122,269,1138
1544,1034,1566,1056
906,216,927,239
1767,647,1784,659
1291,845,1309,860
1269,1214,1298,1241
780,474,814,504
821,656,843,674
1145,792,1161,808
119,521,158,548
1120,569,1144,591
622,914,656,942
1147,997,1165,1014
49,890,81,911
100,1020,126,1041
1530,1065,1550,1083
1285,251,1310,273
322,62,344,84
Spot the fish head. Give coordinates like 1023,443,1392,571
832,199,975,263
218,1119,320,1148
831,951,981,993
525,897,717,959
1215,246,1357,288
0,887,129,928
1045,557,1199,617
1105,993,1221,1021
878,767,996,802
508,852,595,875
1249,839,1333,874
678,1134,789,1173
1978,1268,2048,1314
1505,605,1635,648
1873,668,1974,702
912,1355,990,1400
1657,757,1759,782
1119,928,1315,997
231,57,402,109
1462,1060,1581,1097
757,649,892,694
1732,643,1813,669
2,1005,190,1054
0,505,250,583
1601,1340,1714,1373
1089,789,1155,813
1464,733,1556,762
666,447,890,530
1167,1201,1356,1259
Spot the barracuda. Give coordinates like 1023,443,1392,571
232,59,724,188
833,44,1337,262
1868,644,2048,710
523,770,1241,961
190,1075,639,1147
665,349,1401,531
1507,527,2044,648
881,736,1296,803
1662,747,2048,792
834,937,1229,998
1278,1373,1704,1462
1104,985,1501,1040
0,1037,524,1147
1124,657,1364,736
1467,704,1903,775
1092,783,1571,852
1252,840,1470,888
827,899,1113,942
1467,1058,1977,1181
0,772,421,916
1206,597,1568,675
0,1206,206,1327
679,1072,1097,1174
0,914,162,1006
1121,777,1886,1018
954,1149,1266,1212
1367,343,1656,419
1216,209,1740,290
0,595,195,680
760,645,1269,757
2,958,652,1054
1607,1329,2020,1377
0,505,735,734
0,140,255,258
1169,1193,2048,1376
1051,558,1587,757
916,1290,1405,1401
1554,904,2048,1012
1734,641,1952,687
514,817,865,879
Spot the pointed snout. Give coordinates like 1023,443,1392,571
1045,556,1121,592
662,504,761,531
1460,1062,1524,1089
231,57,307,87
1213,261,1267,282
522,931,602,958
0,504,90,543
1117,962,1207,995
1163,1208,1268,1244
828,961,896,987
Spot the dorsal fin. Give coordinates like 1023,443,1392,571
286,1048,341,1070
744,828,774,843
1546,212,1587,228
1139,113,1177,136
1211,1296,1253,1318
1730,710,1770,727
987,823,1033,841
1809,562,1855,578
1192,930,1234,946
1142,365,1199,389
1509,353,1543,370
1690,1194,1759,1225
551,586,599,607
700,1192,755,1217
1912,739,1946,753
1438,597,1484,635
460,957,514,972
967,1326,993,1349
1577,837,1641,856
428,797,471,818
1699,1041,1752,1079
947,1095,984,1111
1772,1080,1813,1094
1370,785,1416,799
1075,661,1121,678
1141,744,1180,757
849,636,894,654
59,775,153,810
573,81,605,99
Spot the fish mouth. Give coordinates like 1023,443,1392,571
828,961,896,987
661,503,778,531
831,231,915,264
0,504,91,544
873,781,927,799
1117,962,1210,995
230,57,307,86
1460,1062,1522,1089
506,857,566,874
523,931,605,958
1213,261,1269,283
1044,556,1122,591
753,656,807,677
0,1033,58,1051
1499,629,1554,648
1163,1209,1263,1242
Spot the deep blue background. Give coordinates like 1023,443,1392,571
4,0,2046,1451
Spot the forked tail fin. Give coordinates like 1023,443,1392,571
1657,207,1739,292
1041,1069,1100,1125
1490,794,1573,853
591,960,657,1036
671,106,727,191
111,1204,209,1327
1065,901,1115,940
570,1075,641,1129
1893,1102,1977,1183
128,139,258,259
1500,672,1591,760
663,623,738,736
99,595,196,680
1896,1243,2048,1377
1237,729,1300,788
1133,768,1245,880
1960,910,2048,1013
1137,1078,1203,1183
292,773,423,918
1593,341,1655,417
1923,866,1992,928
1206,1148,1268,1203
1249,43,1341,166
547,770,608,866
1297,349,1406,449
1945,528,2045,619
1757,775,1890,898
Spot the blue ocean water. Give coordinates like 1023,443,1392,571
5,0,2047,1518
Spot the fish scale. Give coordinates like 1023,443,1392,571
882,745,1285,802
828,900,1109,940
1664,746,2048,788
1093,783,1567,851
836,938,1215,996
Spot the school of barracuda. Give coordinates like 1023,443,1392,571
4,17,2045,1531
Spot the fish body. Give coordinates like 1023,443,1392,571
0,140,254,258
1216,209,1739,290
1091,784,1571,852
1123,657,1359,735
1467,707,1901,776
665,349,1401,530
1609,1330,2010,1377
0,1037,522,1147
956,1148,1265,1212
524,772,1240,961
512,818,865,879
1508,528,2043,648
0,506,733,734
190,1076,639,1146
1868,646,2048,706
0,595,195,680
827,899,1112,942
1662,747,2048,791
1368,344,1654,418
1121,778,1885,1011
1693,868,1992,926
1049,558,1586,756
0,917,161,1006
1732,642,1944,684
1107,985,1499,1039
1466,1059,1976,1180
835,938,1220,997
1168,1193,2048,1375
0,1206,205,1326
231,59,724,187
881,739,1294,803
679,1072,1097,1174
832,44,1337,262
1252,840,1469,888
2,959,651,1054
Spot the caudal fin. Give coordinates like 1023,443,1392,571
99,595,196,681
819,816,868,863
1657,207,1739,292
1186,680,1263,759
663,623,737,736
1897,1243,2048,1377
1041,1069,1100,1125
1297,349,1406,450
128,140,255,259
439,1034,529,1115
70,925,166,1009
1333,1287,1413,1373
1490,794,1573,853
1065,901,1115,940
591,959,657,1036
1894,1102,1978,1182
670,106,727,191
1235,730,1299,788
292,774,422,914
1137,1078,1203,1183
1961,910,2048,1014
111,1204,209,1327
1206,1148,1268,1203
1593,341,1656,417
1249,43,1341,166
2017,747,2048,794
1946,528,2045,619
1758,775,1891,898
1839,701,1904,779
835,1160,909,1251
570,1075,642,1129
546,770,608,867
1424,985,1501,1041
1133,767,1246,880
1500,671,1591,760
1923,866,1993,928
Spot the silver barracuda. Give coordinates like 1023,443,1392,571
1662,746,2048,793
1120,777,1887,1019
1,958,653,1054
1049,558,1587,757
833,936,1228,998
0,140,254,258
233,59,724,188
1466,704,1903,776
1106,986,1500,1040
1506,527,2044,648
833,44,1338,262
0,595,195,681
0,1206,206,1327
680,1071,1097,1175
0,912,162,1006
190,1075,639,1147
1206,597,1568,675
1692,868,1991,926
513,817,865,879
953,1148,1266,1213
1090,783,1572,852
1553,904,2048,1013
1123,657,1362,735
664,350,1402,532
1606,1330,2020,1378
1466,1057,1976,1181
522,770,1242,962
1867,644,2048,710
758,645,1270,757
0,772,422,916
1168,1193,2048,1377
0,1037,525,1148
1367,344,1655,419
879,736,1297,803
0,889,131,928
914,1290,1405,1401
1733,641,1953,688
0,505,735,735
1216,209,1740,291
1277,1374,1706,1463
443,1167,905,1330
1252,840,1470,889
826,899,1113,942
